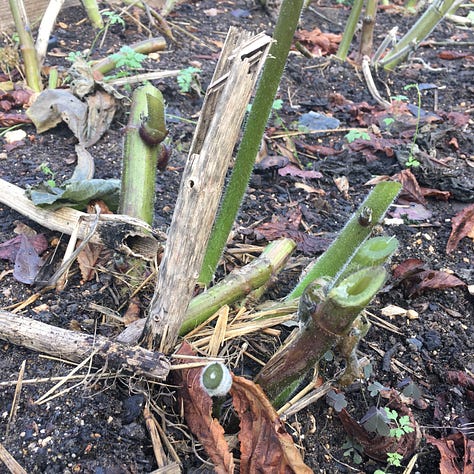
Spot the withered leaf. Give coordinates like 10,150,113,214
348,136,405,162
393,258,465,296
392,169,427,205
0,111,32,127
438,50,474,60
173,343,234,474
255,209,331,255
278,164,322,179
77,242,102,282
339,389,421,461
13,234,44,284
231,375,313,474
0,233,48,263
426,433,474,474
295,28,341,55
446,203,474,254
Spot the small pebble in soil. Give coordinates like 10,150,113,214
122,394,144,424
422,330,442,351
407,337,423,351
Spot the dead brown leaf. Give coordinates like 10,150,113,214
295,29,341,56
231,375,313,474
174,343,235,474
446,203,474,253
393,258,466,296
347,135,405,162
426,432,474,474
392,169,427,205
255,208,331,255
77,242,102,282
438,50,474,61
421,187,451,201
339,389,421,461
122,297,141,325
278,164,322,179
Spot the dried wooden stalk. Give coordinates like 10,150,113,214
139,28,272,353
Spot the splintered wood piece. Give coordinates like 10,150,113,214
0,178,164,260
0,311,170,380
140,27,272,353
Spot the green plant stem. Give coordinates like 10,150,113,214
91,37,167,75
336,0,365,61
82,0,104,29
199,0,304,285
380,0,462,71
336,236,398,283
359,0,378,58
287,181,401,300
9,0,42,92
119,84,166,225
256,266,387,404
179,238,296,336
48,67,59,89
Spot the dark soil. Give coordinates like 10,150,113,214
0,1,473,473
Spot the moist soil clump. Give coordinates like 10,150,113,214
0,1,473,472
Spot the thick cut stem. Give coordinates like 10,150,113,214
336,0,365,61
140,29,269,353
82,0,103,29
180,238,296,335
256,267,387,403
359,0,378,58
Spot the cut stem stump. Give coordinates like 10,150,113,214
140,28,272,353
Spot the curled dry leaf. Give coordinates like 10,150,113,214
174,343,312,473
393,258,466,296
446,203,474,254
339,389,421,462
231,375,313,474
174,343,235,474
295,28,341,55
255,208,331,255
392,169,427,205
426,432,474,474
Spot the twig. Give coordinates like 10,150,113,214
144,404,167,468
0,443,27,474
0,179,163,260
361,56,391,108
0,310,171,381
35,0,65,66
6,360,26,437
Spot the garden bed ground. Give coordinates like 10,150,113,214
0,0,473,472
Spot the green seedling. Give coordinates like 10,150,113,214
385,407,415,439
345,129,370,143
108,46,147,78
177,66,202,94
403,83,422,168
101,10,125,27
374,451,404,473
66,51,84,63
39,162,56,188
